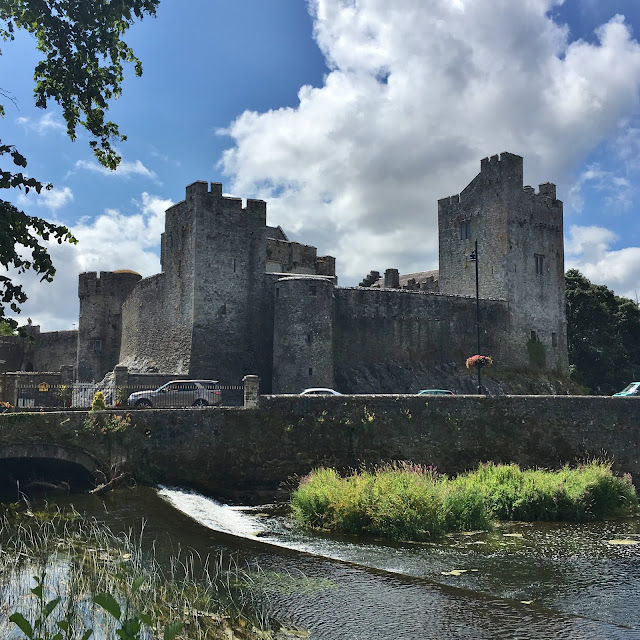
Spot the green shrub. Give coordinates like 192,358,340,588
91,391,107,412
291,460,638,542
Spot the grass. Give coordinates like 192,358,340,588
291,461,638,542
0,504,296,639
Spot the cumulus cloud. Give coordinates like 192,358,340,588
74,158,159,181
6,193,172,330
567,164,632,213
16,112,65,135
566,224,640,300
219,0,640,284
16,186,74,212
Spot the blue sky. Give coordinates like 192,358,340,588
4,0,640,330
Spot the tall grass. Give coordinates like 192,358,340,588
0,504,287,639
291,461,638,542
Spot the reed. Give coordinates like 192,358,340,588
0,504,286,639
291,461,638,541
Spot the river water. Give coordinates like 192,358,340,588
25,485,639,640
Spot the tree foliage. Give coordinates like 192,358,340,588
0,0,159,320
566,269,640,394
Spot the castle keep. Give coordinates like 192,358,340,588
1,153,568,392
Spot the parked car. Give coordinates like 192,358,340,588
417,389,455,395
128,380,222,408
613,382,640,397
299,388,342,396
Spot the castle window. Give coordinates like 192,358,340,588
306,333,313,344
89,339,102,352
233,258,237,273
535,254,544,275
308,367,313,376
275,288,280,298
552,332,558,347
530,331,537,341
309,285,317,296
459,221,471,240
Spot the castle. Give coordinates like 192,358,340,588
1,152,568,392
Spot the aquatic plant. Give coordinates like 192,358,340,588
0,506,288,639
291,461,638,541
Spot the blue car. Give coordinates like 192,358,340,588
613,382,640,397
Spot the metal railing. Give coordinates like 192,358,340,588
6,381,244,410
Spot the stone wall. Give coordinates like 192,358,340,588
119,274,192,374
2,395,637,501
333,287,511,390
35,331,77,373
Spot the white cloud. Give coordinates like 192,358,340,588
6,193,173,330
16,112,65,135
74,159,158,181
566,164,632,213
17,186,74,212
219,1,640,284
566,224,640,300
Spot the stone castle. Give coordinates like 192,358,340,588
1,152,568,392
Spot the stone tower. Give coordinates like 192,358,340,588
437,152,567,370
77,270,141,381
272,275,335,393
161,181,268,382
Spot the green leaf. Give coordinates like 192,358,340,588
9,612,34,638
81,629,94,640
164,621,183,640
56,620,69,632
139,612,153,626
43,596,62,618
131,576,144,594
93,592,121,621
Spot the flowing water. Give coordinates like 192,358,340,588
16,485,638,640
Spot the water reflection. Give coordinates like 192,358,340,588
28,487,640,639
157,486,640,638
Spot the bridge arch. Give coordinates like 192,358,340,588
0,443,109,483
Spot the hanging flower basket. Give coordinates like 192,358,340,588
466,355,493,369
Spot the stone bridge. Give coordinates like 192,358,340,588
0,394,639,500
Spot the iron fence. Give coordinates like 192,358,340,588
6,381,244,410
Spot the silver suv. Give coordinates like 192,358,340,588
127,380,222,408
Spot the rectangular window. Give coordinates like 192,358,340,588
530,330,537,341
306,333,313,343
89,339,102,352
308,367,313,376
459,221,470,240
275,288,280,298
535,254,544,275
552,332,558,347
309,285,317,296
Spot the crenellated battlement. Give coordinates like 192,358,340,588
78,270,142,299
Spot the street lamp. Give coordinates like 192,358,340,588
467,240,482,394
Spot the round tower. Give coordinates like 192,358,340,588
272,275,335,393
77,270,142,381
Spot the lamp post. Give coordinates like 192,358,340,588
468,240,482,394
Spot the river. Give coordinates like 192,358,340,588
14,484,637,640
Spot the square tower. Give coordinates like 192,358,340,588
438,153,567,370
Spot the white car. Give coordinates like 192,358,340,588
299,388,342,396
128,380,222,408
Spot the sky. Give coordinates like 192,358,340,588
3,0,640,331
